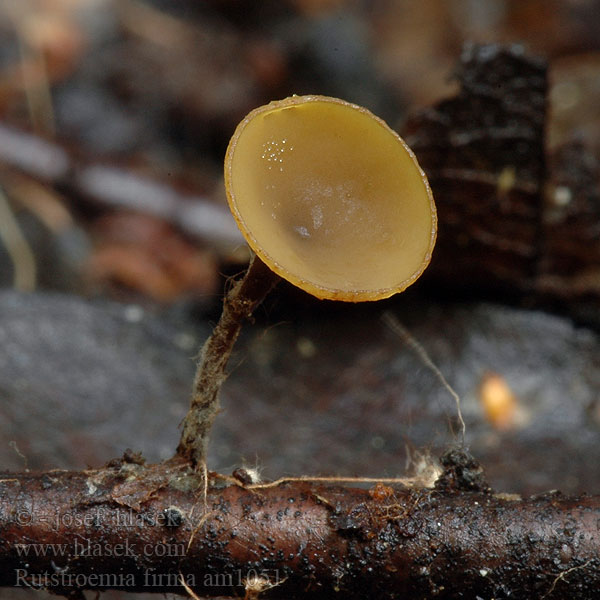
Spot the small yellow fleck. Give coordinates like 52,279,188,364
497,166,516,195
479,372,518,430
296,336,317,358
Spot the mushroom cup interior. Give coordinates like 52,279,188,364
225,96,436,301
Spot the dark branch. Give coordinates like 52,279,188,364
0,457,599,599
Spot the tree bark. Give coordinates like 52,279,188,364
1,455,598,599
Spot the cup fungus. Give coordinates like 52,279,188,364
225,94,437,301
178,95,437,467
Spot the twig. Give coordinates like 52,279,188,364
246,473,441,490
0,186,36,291
0,124,243,252
1,461,598,598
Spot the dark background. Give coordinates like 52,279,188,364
0,2,599,597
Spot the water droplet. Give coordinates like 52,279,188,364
294,226,310,239
311,205,323,229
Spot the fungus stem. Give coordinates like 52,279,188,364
177,254,280,467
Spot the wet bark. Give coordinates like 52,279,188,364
1,455,599,599
404,43,600,323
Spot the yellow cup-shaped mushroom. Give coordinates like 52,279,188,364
225,95,436,301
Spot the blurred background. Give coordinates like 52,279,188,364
0,0,600,519
0,0,599,299
1,1,600,597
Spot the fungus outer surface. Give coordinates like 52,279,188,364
225,95,437,301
